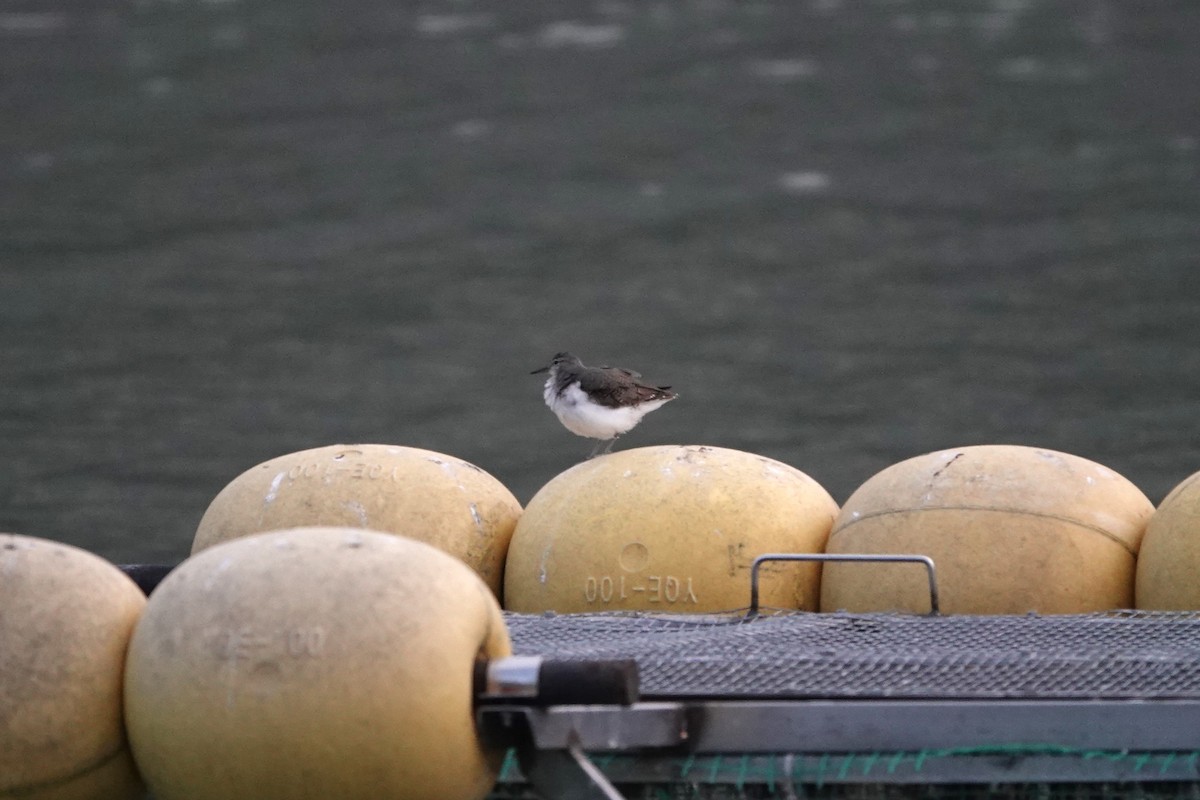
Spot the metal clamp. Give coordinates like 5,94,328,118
748,553,940,617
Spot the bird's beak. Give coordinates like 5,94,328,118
530,366,549,375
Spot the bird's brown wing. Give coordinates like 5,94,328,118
579,367,676,408
599,365,642,379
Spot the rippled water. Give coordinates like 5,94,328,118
2,0,1198,563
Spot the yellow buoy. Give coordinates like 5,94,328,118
821,445,1153,614
1136,470,1200,609
192,444,521,598
0,534,145,800
504,445,838,614
125,527,511,800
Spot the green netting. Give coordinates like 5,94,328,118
489,748,1200,799
489,785,1200,800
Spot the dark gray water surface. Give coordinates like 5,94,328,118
2,0,1198,563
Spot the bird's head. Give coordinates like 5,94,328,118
531,352,580,375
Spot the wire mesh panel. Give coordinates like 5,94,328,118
493,612,1200,797
503,610,1200,700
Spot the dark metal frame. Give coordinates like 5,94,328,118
480,700,1200,795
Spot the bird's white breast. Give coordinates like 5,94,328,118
543,380,670,440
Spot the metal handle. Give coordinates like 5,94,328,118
748,553,940,617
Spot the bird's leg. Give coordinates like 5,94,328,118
586,437,619,460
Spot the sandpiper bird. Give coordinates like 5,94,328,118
532,352,677,458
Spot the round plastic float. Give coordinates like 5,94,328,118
0,533,145,800
821,445,1153,614
504,445,838,614
1136,470,1200,610
125,527,511,800
192,444,521,598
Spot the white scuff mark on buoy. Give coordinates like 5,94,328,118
264,471,285,505
204,557,235,591
1085,476,1095,486
850,510,861,520
344,501,369,527
538,545,552,584
469,502,484,531
762,463,786,480
430,456,468,491
623,470,634,478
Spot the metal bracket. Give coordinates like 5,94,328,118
478,703,687,750
479,704,688,800
517,735,628,800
